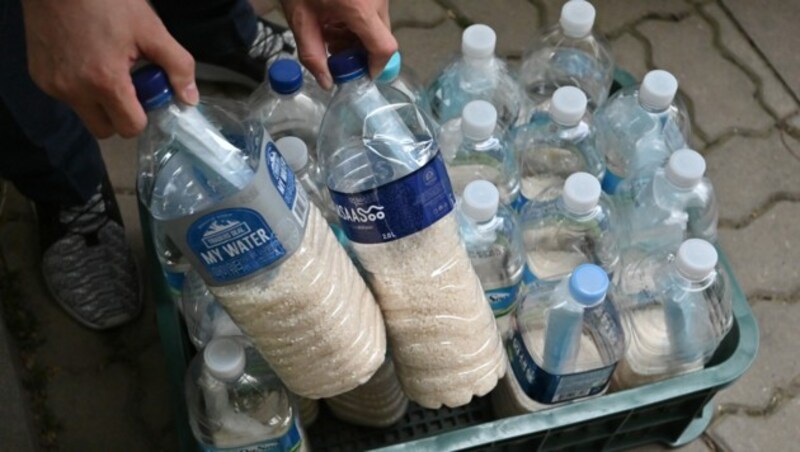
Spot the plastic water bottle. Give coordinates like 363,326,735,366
520,1,614,113
428,24,524,128
612,239,733,388
507,264,624,404
185,337,308,451
515,86,605,204
441,100,521,207
376,51,432,118
319,49,505,409
615,149,718,252
250,59,328,160
181,270,243,349
520,172,619,282
457,180,526,337
134,65,386,399
595,69,691,193
274,136,338,224
152,219,191,304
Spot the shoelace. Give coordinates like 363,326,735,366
59,190,111,236
249,20,295,60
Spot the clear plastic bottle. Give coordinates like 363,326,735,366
181,270,243,349
457,180,526,337
133,65,386,399
508,264,625,404
185,337,308,451
520,1,614,113
595,69,691,193
520,172,620,282
274,136,337,224
615,149,718,252
249,58,328,160
318,49,506,409
152,219,191,304
376,51,432,118
442,100,521,207
612,239,733,389
428,24,525,128
515,86,605,204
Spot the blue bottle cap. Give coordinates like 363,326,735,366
376,51,401,83
568,264,609,307
328,49,368,84
268,59,304,94
132,65,173,111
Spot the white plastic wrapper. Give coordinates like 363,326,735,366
326,356,409,428
212,205,387,399
352,213,507,409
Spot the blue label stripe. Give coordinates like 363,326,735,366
200,417,303,451
265,141,297,211
329,152,456,244
522,264,538,286
486,283,521,316
601,169,623,194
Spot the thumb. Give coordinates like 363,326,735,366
138,24,198,105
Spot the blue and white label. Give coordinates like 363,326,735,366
486,283,521,316
601,169,623,194
201,417,304,452
330,152,455,244
508,330,615,404
522,264,538,285
265,141,297,213
186,208,285,284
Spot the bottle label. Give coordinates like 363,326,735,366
486,283,521,316
162,269,186,299
522,264,538,285
329,152,455,244
601,169,623,194
201,417,304,452
265,140,307,224
508,330,616,404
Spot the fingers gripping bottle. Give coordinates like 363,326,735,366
612,239,733,388
134,65,385,399
185,337,308,451
457,180,526,338
319,49,506,409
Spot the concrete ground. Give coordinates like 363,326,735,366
0,0,797,450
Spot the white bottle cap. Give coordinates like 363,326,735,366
462,180,500,222
666,149,706,189
562,172,601,214
676,239,718,281
462,24,496,59
275,136,308,172
461,100,498,141
550,86,588,126
640,70,679,110
560,1,596,38
204,337,246,381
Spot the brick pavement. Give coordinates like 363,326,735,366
0,0,797,450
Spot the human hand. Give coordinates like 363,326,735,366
280,0,397,89
22,0,197,138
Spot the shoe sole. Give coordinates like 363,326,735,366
195,62,260,90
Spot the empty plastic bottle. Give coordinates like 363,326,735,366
185,337,308,451
515,86,605,204
520,1,614,113
182,270,243,349
612,239,733,388
319,49,505,409
520,172,619,282
376,51,432,118
134,65,386,399
152,219,191,304
441,100,521,207
250,59,328,160
595,69,691,193
274,136,337,224
457,180,526,337
508,264,625,404
615,149,717,252
428,24,524,128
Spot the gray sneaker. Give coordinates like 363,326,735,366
35,180,141,330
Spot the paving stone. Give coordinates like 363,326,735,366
717,202,800,297
537,0,692,35
610,32,649,81
721,0,800,102
716,300,800,410
396,19,463,84
711,398,800,451
99,136,138,193
0,310,37,452
136,342,175,447
627,438,712,452
702,4,798,119
705,129,800,224
250,0,279,18
390,0,447,28
443,0,540,58
638,15,774,140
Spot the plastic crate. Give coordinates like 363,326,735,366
141,69,758,451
